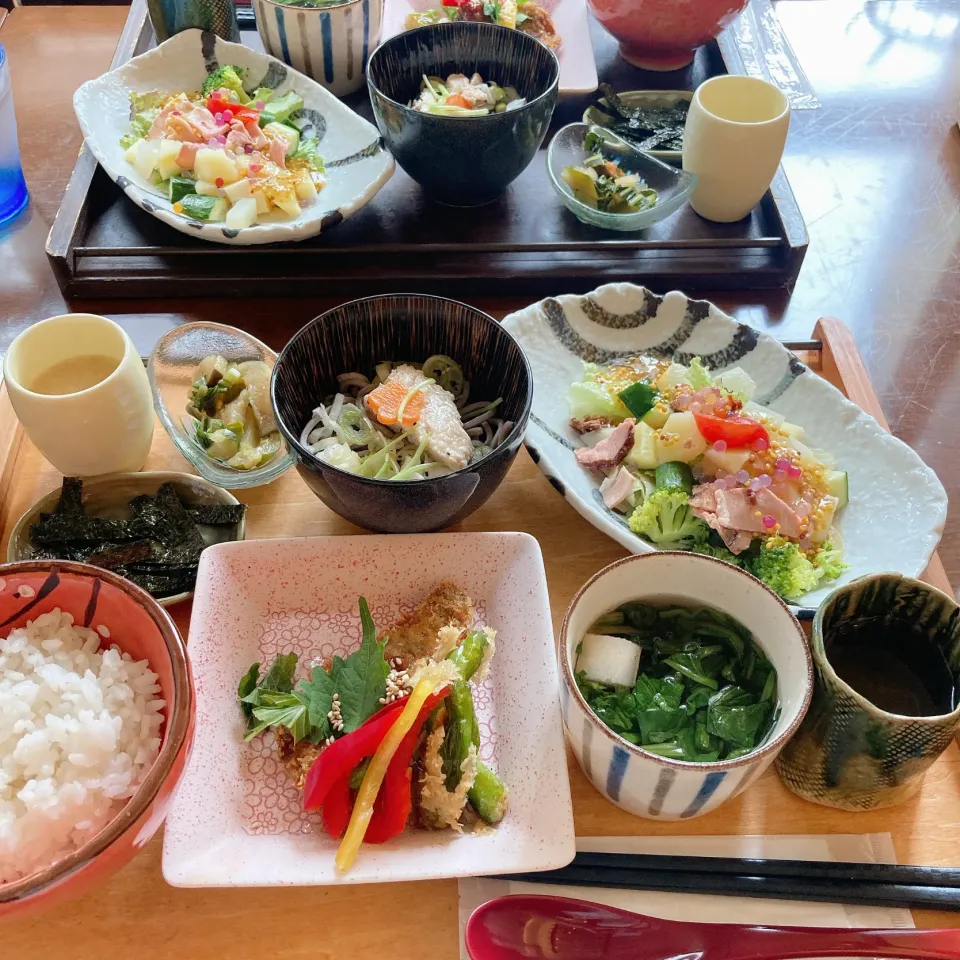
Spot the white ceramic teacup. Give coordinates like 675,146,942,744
682,75,790,223
3,313,154,476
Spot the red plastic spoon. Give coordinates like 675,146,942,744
465,895,960,960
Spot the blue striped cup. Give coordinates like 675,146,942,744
252,0,383,97
559,552,813,820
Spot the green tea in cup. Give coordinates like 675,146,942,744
776,573,960,811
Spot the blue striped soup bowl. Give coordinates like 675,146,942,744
558,552,813,820
253,0,383,97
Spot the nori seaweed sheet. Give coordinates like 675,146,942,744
187,503,246,526
55,476,84,516
152,483,206,558
26,477,239,599
587,85,689,153
85,540,154,571
30,515,148,544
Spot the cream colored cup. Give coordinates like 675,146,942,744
3,314,154,476
682,76,790,223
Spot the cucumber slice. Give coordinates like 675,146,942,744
825,470,848,508
655,461,694,495
642,404,669,429
179,194,228,222
617,380,657,419
169,176,197,204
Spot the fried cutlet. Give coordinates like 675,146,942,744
379,580,473,664
274,725,324,790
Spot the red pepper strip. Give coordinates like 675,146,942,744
321,772,353,839
302,699,406,811
693,411,769,449
364,689,449,844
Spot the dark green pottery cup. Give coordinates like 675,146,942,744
776,573,960,811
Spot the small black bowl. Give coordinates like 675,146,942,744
270,295,533,533
366,22,559,206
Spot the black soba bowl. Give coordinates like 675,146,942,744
366,22,560,206
271,295,532,533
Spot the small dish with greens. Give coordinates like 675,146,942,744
558,550,813,820
576,601,778,762
546,124,696,232
187,355,282,471
561,129,658,215
149,322,295,490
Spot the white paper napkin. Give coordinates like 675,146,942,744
458,833,914,960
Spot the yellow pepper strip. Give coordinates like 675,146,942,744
498,0,517,28
335,664,446,873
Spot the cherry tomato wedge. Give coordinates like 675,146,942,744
204,96,261,124
693,412,769,448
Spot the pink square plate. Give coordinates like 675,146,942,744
380,0,599,96
162,533,575,886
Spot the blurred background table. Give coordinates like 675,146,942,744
2,1,960,955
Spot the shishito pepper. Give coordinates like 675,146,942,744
335,665,452,872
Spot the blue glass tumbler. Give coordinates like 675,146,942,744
0,43,28,227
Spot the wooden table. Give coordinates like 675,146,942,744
2,2,960,955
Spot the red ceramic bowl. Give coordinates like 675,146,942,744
587,0,749,70
0,561,194,918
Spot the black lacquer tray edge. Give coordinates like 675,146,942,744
46,0,808,299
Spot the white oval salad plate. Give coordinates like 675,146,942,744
502,283,948,613
73,29,394,246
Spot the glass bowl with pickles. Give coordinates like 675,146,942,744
148,322,295,490
546,123,697,232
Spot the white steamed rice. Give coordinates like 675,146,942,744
0,608,165,883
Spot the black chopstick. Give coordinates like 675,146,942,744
491,854,960,912
495,867,960,911
568,853,960,889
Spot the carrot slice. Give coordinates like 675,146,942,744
446,93,471,109
366,381,426,427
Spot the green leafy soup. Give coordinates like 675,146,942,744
575,599,778,762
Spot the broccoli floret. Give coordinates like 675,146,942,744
201,65,248,101
746,540,819,600
691,539,744,567
686,356,714,389
812,540,847,583
629,488,708,548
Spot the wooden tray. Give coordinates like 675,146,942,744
2,318,957,958
45,0,808,299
